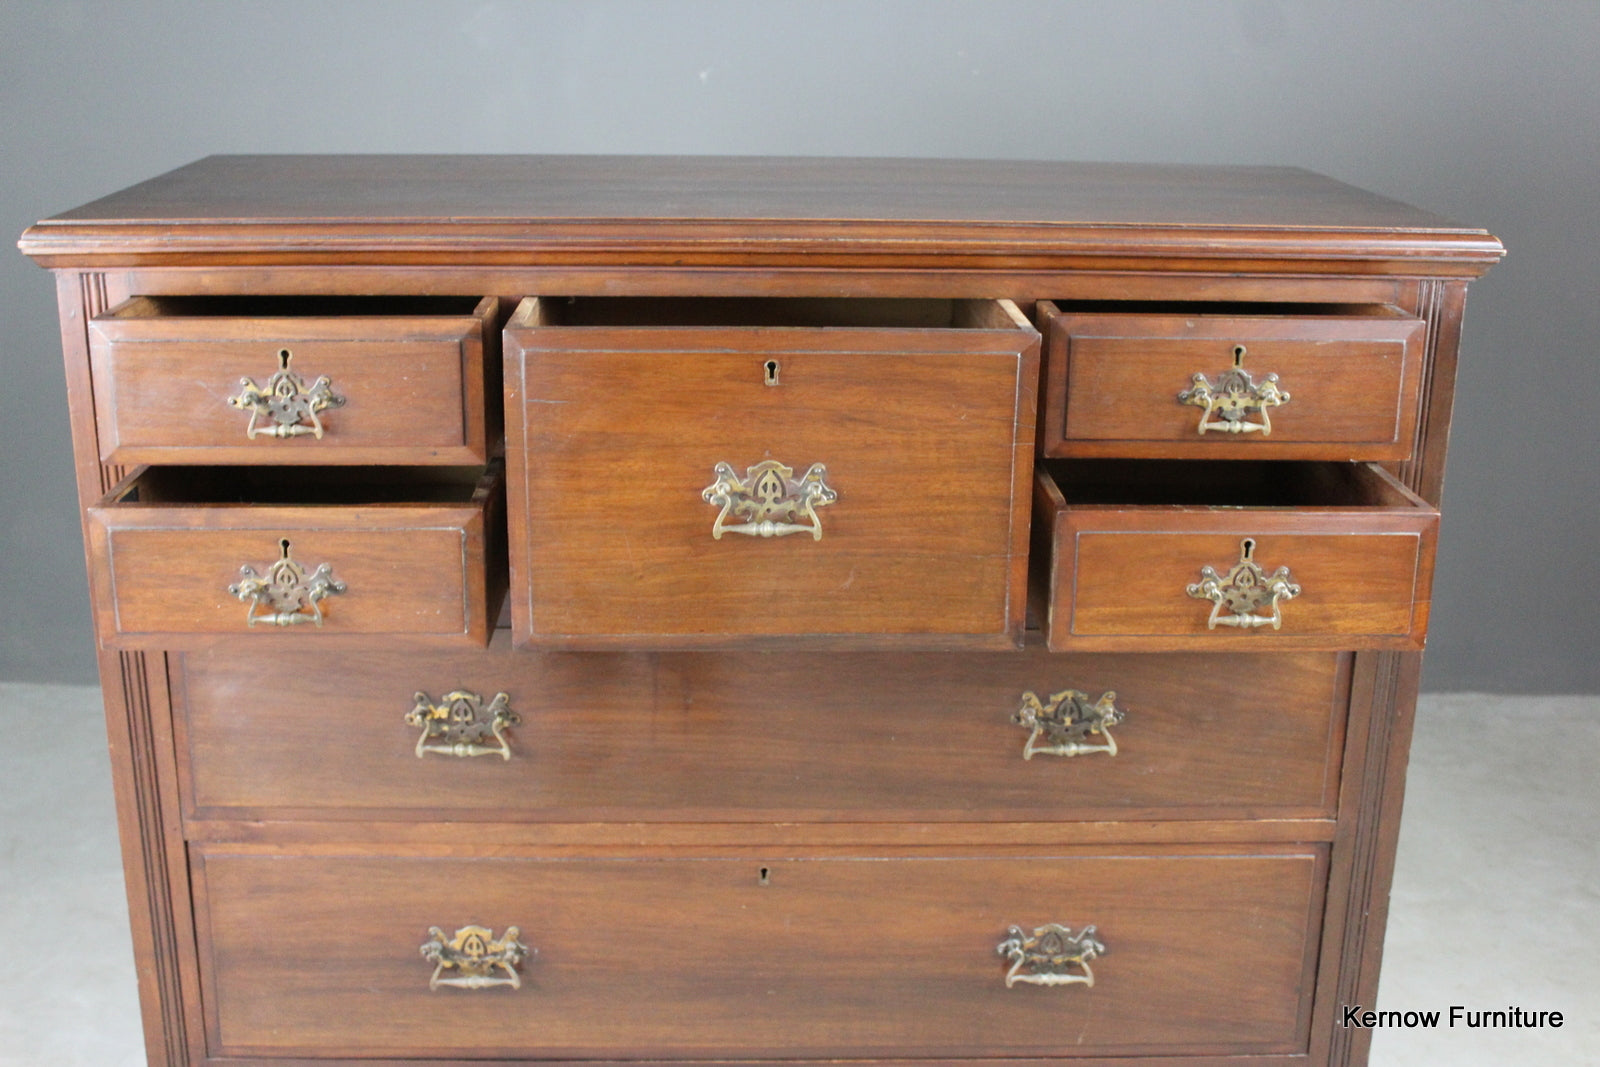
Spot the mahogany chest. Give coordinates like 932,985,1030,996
19,156,1502,1066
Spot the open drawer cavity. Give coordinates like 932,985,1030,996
85,464,505,649
1034,460,1438,651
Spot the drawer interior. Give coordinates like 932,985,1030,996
107,464,489,506
529,295,1021,330
101,293,486,320
1041,458,1425,509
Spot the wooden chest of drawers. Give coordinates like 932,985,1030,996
19,156,1502,1066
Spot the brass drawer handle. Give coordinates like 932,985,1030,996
406,690,518,759
227,538,345,627
702,460,836,540
1177,345,1289,436
1013,689,1123,759
1187,537,1301,630
421,925,530,991
227,348,346,439
998,923,1105,988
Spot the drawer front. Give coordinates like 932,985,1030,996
504,298,1039,649
194,848,1324,1059
88,295,496,465
1038,304,1426,460
1036,462,1439,652
174,636,1346,822
84,465,504,648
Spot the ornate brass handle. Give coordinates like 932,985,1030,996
1177,345,1289,436
406,690,518,759
421,925,530,991
702,460,836,540
1187,537,1301,630
227,348,346,439
998,923,1105,988
227,538,345,627
1013,689,1123,759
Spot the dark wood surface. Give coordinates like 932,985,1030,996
192,846,1324,1059
172,636,1348,825
17,156,1504,273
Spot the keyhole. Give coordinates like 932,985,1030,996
758,866,771,886
279,538,292,560
1241,537,1256,561
764,360,780,386
1232,345,1247,368
278,348,292,371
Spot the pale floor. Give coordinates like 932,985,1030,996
0,685,1594,1065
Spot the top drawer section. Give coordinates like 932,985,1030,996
88,295,497,465
504,297,1039,649
1037,301,1426,460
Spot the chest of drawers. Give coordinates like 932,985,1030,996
19,156,1502,1066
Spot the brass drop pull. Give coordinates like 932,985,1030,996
997,923,1105,988
421,925,530,991
702,460,837,540
1187,537,1301,630
1013,689,1123,759
406,690,518,759
227,348,346,439
227,539,345,627
1177,344,1289,436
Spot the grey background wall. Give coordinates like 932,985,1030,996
3,0,1595,692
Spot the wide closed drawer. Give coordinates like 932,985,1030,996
504,297,1040,649
193,847,1324,1059
88,295,496,464
1036,460,1438,651
84,464,504,649
1037,302,1426,460
173,635,1346,823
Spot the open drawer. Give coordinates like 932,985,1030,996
503,297,1040,649
84,463,505,649
87,295,497,465
1036,302,1426,460
1034,460,1438,651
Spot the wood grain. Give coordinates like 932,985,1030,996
1037,303,1425,459
504,298,1038,647
192,847,1325,1059
172,635,1348,824
88,294,494,465
84,464,504,647
1036,461,1438,651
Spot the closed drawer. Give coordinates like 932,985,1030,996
1037,302,1426,460
88,295,497,464
84,464,505,649
1035,460,1438,651
193,847,1324,1059
173,634,1347,822
503,297,1040,649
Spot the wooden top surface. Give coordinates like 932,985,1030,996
18,155,1503,269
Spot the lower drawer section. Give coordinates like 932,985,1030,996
192,847,1325,1060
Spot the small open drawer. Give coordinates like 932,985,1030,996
504,297,1040,649
87,295,497,465
85,464,505,649
1036,302,1426,460
1033,460,1438,651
